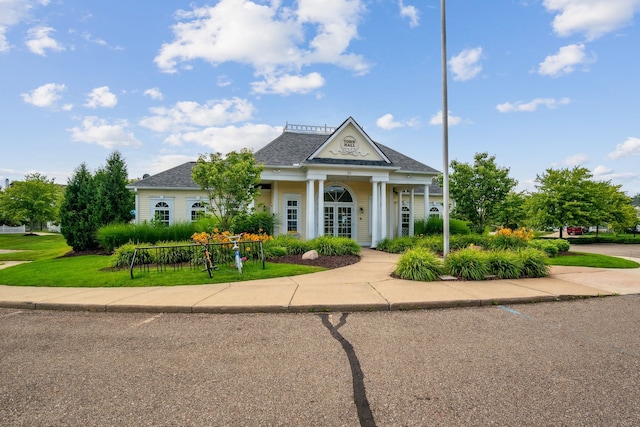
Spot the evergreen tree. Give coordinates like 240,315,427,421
60,163,100,251
94,150,134,225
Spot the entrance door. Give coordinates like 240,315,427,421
323,185,354,238
324,206,352,238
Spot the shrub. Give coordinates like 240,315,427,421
375,238,393,252
232,211,277,235
485,251,523,279
416,235,443,252
394,248,443,281
528,240,559,257
445,248,488,280
385,236,416,253
97,222,198,252
263,245,287,258
450,234,489,250
110,242,153,268
518,248,550,278
554,239,570,253
264,235,312,255
488,227,534,250
154,240,194,264
420,217,471,235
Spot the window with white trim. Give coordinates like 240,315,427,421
429,206,441,218
283,195,301,234
189,201,207,221
150,197,174,225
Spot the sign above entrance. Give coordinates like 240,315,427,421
329,135,370,157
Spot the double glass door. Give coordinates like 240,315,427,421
324,205,352,238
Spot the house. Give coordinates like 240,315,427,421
128,117,445,247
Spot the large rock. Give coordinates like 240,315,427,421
302,249,319,260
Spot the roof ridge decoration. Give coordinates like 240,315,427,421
307,117,392,164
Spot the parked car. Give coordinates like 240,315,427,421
566,226,588,235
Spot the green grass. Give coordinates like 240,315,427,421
0,234,324,287
0,234,71,261
548,252,639,268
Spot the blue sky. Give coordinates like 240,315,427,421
1,0,639,196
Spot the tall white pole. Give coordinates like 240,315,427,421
441,0,450,256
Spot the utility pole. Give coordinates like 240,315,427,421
441,0,450,256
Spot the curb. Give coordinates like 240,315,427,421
0,293,619,314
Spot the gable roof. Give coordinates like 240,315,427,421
254,117,439,174
130,117,442,190
307,117,391,164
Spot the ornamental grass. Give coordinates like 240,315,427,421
394,248,443,281
444,248,489,281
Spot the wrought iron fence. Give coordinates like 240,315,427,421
129,240,265,279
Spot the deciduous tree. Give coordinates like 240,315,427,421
0,173,61,233
442,152,516,233
192,149,263,231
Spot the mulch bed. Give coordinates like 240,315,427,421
267,254,360,269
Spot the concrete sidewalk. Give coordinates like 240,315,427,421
1,248,639,313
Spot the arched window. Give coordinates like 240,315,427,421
429,206,441,218
324,185,353,203
190,202,206,221
154,201,170,225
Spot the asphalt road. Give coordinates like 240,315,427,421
2,296,640,426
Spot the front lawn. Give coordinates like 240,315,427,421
0,234,324,287
547,252,639,269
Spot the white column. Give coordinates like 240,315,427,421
397,190,403,237
317,179,324,237
306,179,315,239
134,191,139,224
380,182,387,240
409,189,415,236
271,182,280,234
424,184,430,219
370,181,379,248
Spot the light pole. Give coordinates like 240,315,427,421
441,0,450,256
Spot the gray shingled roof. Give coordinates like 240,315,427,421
128,162,199,189
254,131,440,174
130,128,442,189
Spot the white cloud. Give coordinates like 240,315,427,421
429,110,464,126
543,0,640,41
399,1,419,28
563,153,589,166
607,137,640,159
139,97,255,133
376,113,419,130
84,86,118,108
592,164,637,182
449,47,483,81
538,43,594,77
154,0,370,93
0,0,50,52
143,87,163,100
68,116,142,148
21,82,66,107
496,97,571,112
25,26,64,56
251,72,325,95
166,123,282,153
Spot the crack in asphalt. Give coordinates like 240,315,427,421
320,312,376,427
